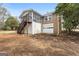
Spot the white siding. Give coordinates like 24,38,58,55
31,12,42,34
43,29,54,33
32,21,41,34
28,24,32,34
43,23,54,33
24,24,32,34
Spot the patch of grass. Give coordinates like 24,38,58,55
0,31,16,34
0,39,15,43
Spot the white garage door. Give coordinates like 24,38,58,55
43,23,54,33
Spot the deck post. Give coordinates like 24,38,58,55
41,17,43,33
27,14,29,35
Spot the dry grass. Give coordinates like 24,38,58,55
0,31,16,34
0,32,79,56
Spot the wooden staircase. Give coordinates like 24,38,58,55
17,20,27,34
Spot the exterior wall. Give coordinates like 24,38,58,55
32,21,41,34
23,11,42,35
32,12,42,34
42,23,54,33
24,24,32,34
23,14,61,35
42,13,54,34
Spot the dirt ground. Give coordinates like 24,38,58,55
0,32,79,56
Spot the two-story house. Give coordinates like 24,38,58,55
17,9,62,35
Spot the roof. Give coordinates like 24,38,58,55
19,9,42,18
43,12,55,17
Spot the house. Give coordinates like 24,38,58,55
17,9,62,35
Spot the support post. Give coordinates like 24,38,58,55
27,14,29,35
53,14,61,35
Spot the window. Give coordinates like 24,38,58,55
29,13,32,20
47,15,52,21
33,15,41,22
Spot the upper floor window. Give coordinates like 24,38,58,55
47,15,52,21
29,13,32,18
33,14,41,21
